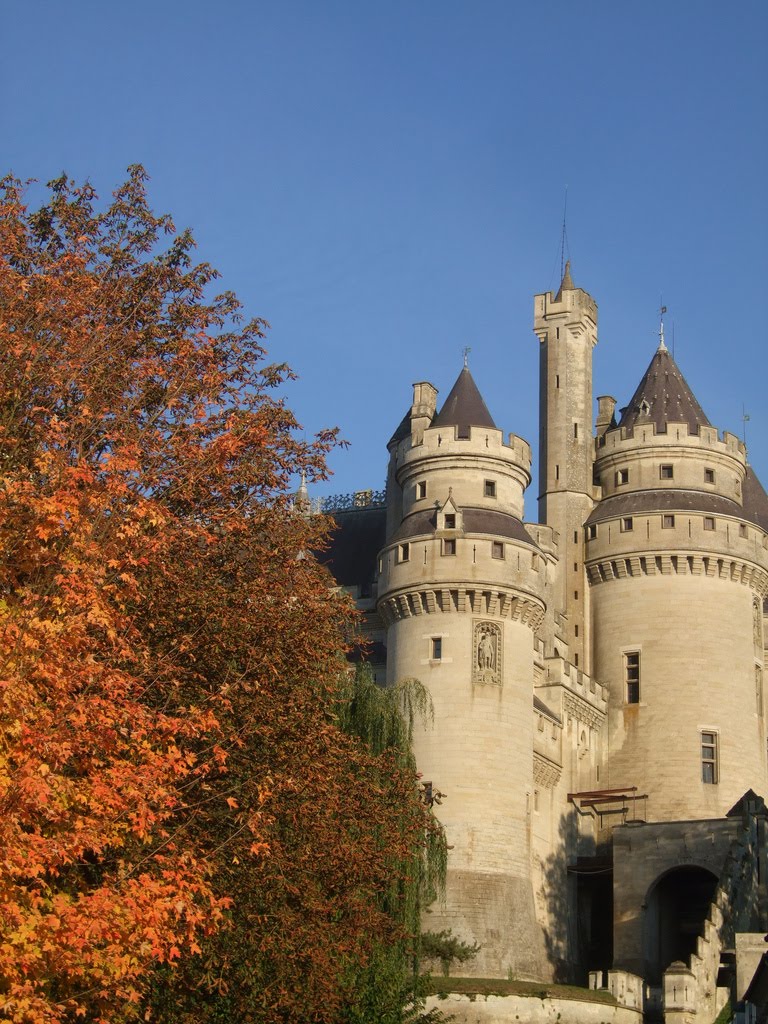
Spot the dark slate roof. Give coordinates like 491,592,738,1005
431,367,497,437
587,489,744,525
618,346,711,435
391,507,536,546
323,506,386,587
743,466,768,533
388,406,414,448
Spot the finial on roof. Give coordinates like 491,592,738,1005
555,260,575,299
463,345,471,368
658,302,668,352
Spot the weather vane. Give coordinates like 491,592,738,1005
742,404,750,447
462,345,471,368
658,300,667,351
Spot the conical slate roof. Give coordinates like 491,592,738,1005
618,345,710,435
555,260,575,300
432,366,497,437
743,465,768,533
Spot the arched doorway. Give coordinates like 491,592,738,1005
643,866,719,983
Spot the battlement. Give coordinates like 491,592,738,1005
598,420,745,460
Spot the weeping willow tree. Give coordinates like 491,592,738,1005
336,664,448,1024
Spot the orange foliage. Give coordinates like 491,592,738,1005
0,169,374,1022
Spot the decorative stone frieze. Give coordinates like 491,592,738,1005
377,586,545,629
587,553,768,597
563,691,606,730
533,751,561,788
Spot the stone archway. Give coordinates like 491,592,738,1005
643,865,719,984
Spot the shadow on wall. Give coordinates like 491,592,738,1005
539,809,613,984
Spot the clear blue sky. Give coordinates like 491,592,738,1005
3,1,767,503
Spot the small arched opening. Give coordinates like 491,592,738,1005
643,865,719,983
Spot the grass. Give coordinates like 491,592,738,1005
424,976,618,1004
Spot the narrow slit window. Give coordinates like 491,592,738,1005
625,652,640,704
431,637,442,661
701,732,718,784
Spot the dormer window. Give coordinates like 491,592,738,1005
639,400,651,416
444,513,456,529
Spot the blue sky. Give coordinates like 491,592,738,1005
3,1,767,504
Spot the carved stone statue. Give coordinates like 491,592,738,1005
473,621,502,686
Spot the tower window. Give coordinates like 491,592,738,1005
431,637,442,661
442,539,456,556
740,523,748,538
492,541,504,559
616,469,629,485
399,543,410,562
662,515,675,529
556,374,560,388
484,480,497,498
416,481,427,500
660,464,674,480
625,652,640,704
587,525,597,540
444,513,456,529
573,423,578,438
703,517,716,531
621,517,634,533
701,731,718,784
704,468,715,484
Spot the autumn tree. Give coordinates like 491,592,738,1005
0,170,441,1024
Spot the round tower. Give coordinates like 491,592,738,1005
377,366,548,980
587,338,768,821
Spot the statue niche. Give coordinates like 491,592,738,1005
473,620,502,687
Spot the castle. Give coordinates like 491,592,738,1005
323,265,768,1020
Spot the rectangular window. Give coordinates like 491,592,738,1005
399,543,410,563
660,464,674,480
492,541,504,559
740,523,748,538
444,513,456,529
703,517,716,531
416,481,427,500
662,515,675,529
443,539,456,556
704,468,715,484
621,517,634,532
431,637,442,661
625,652,640,704
573,423,579,438
616,469,629,485
587,524,597,540
484,480,496,498
701,731,718,784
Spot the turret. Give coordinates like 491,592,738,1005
377,364,548,979
587,341,768,820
